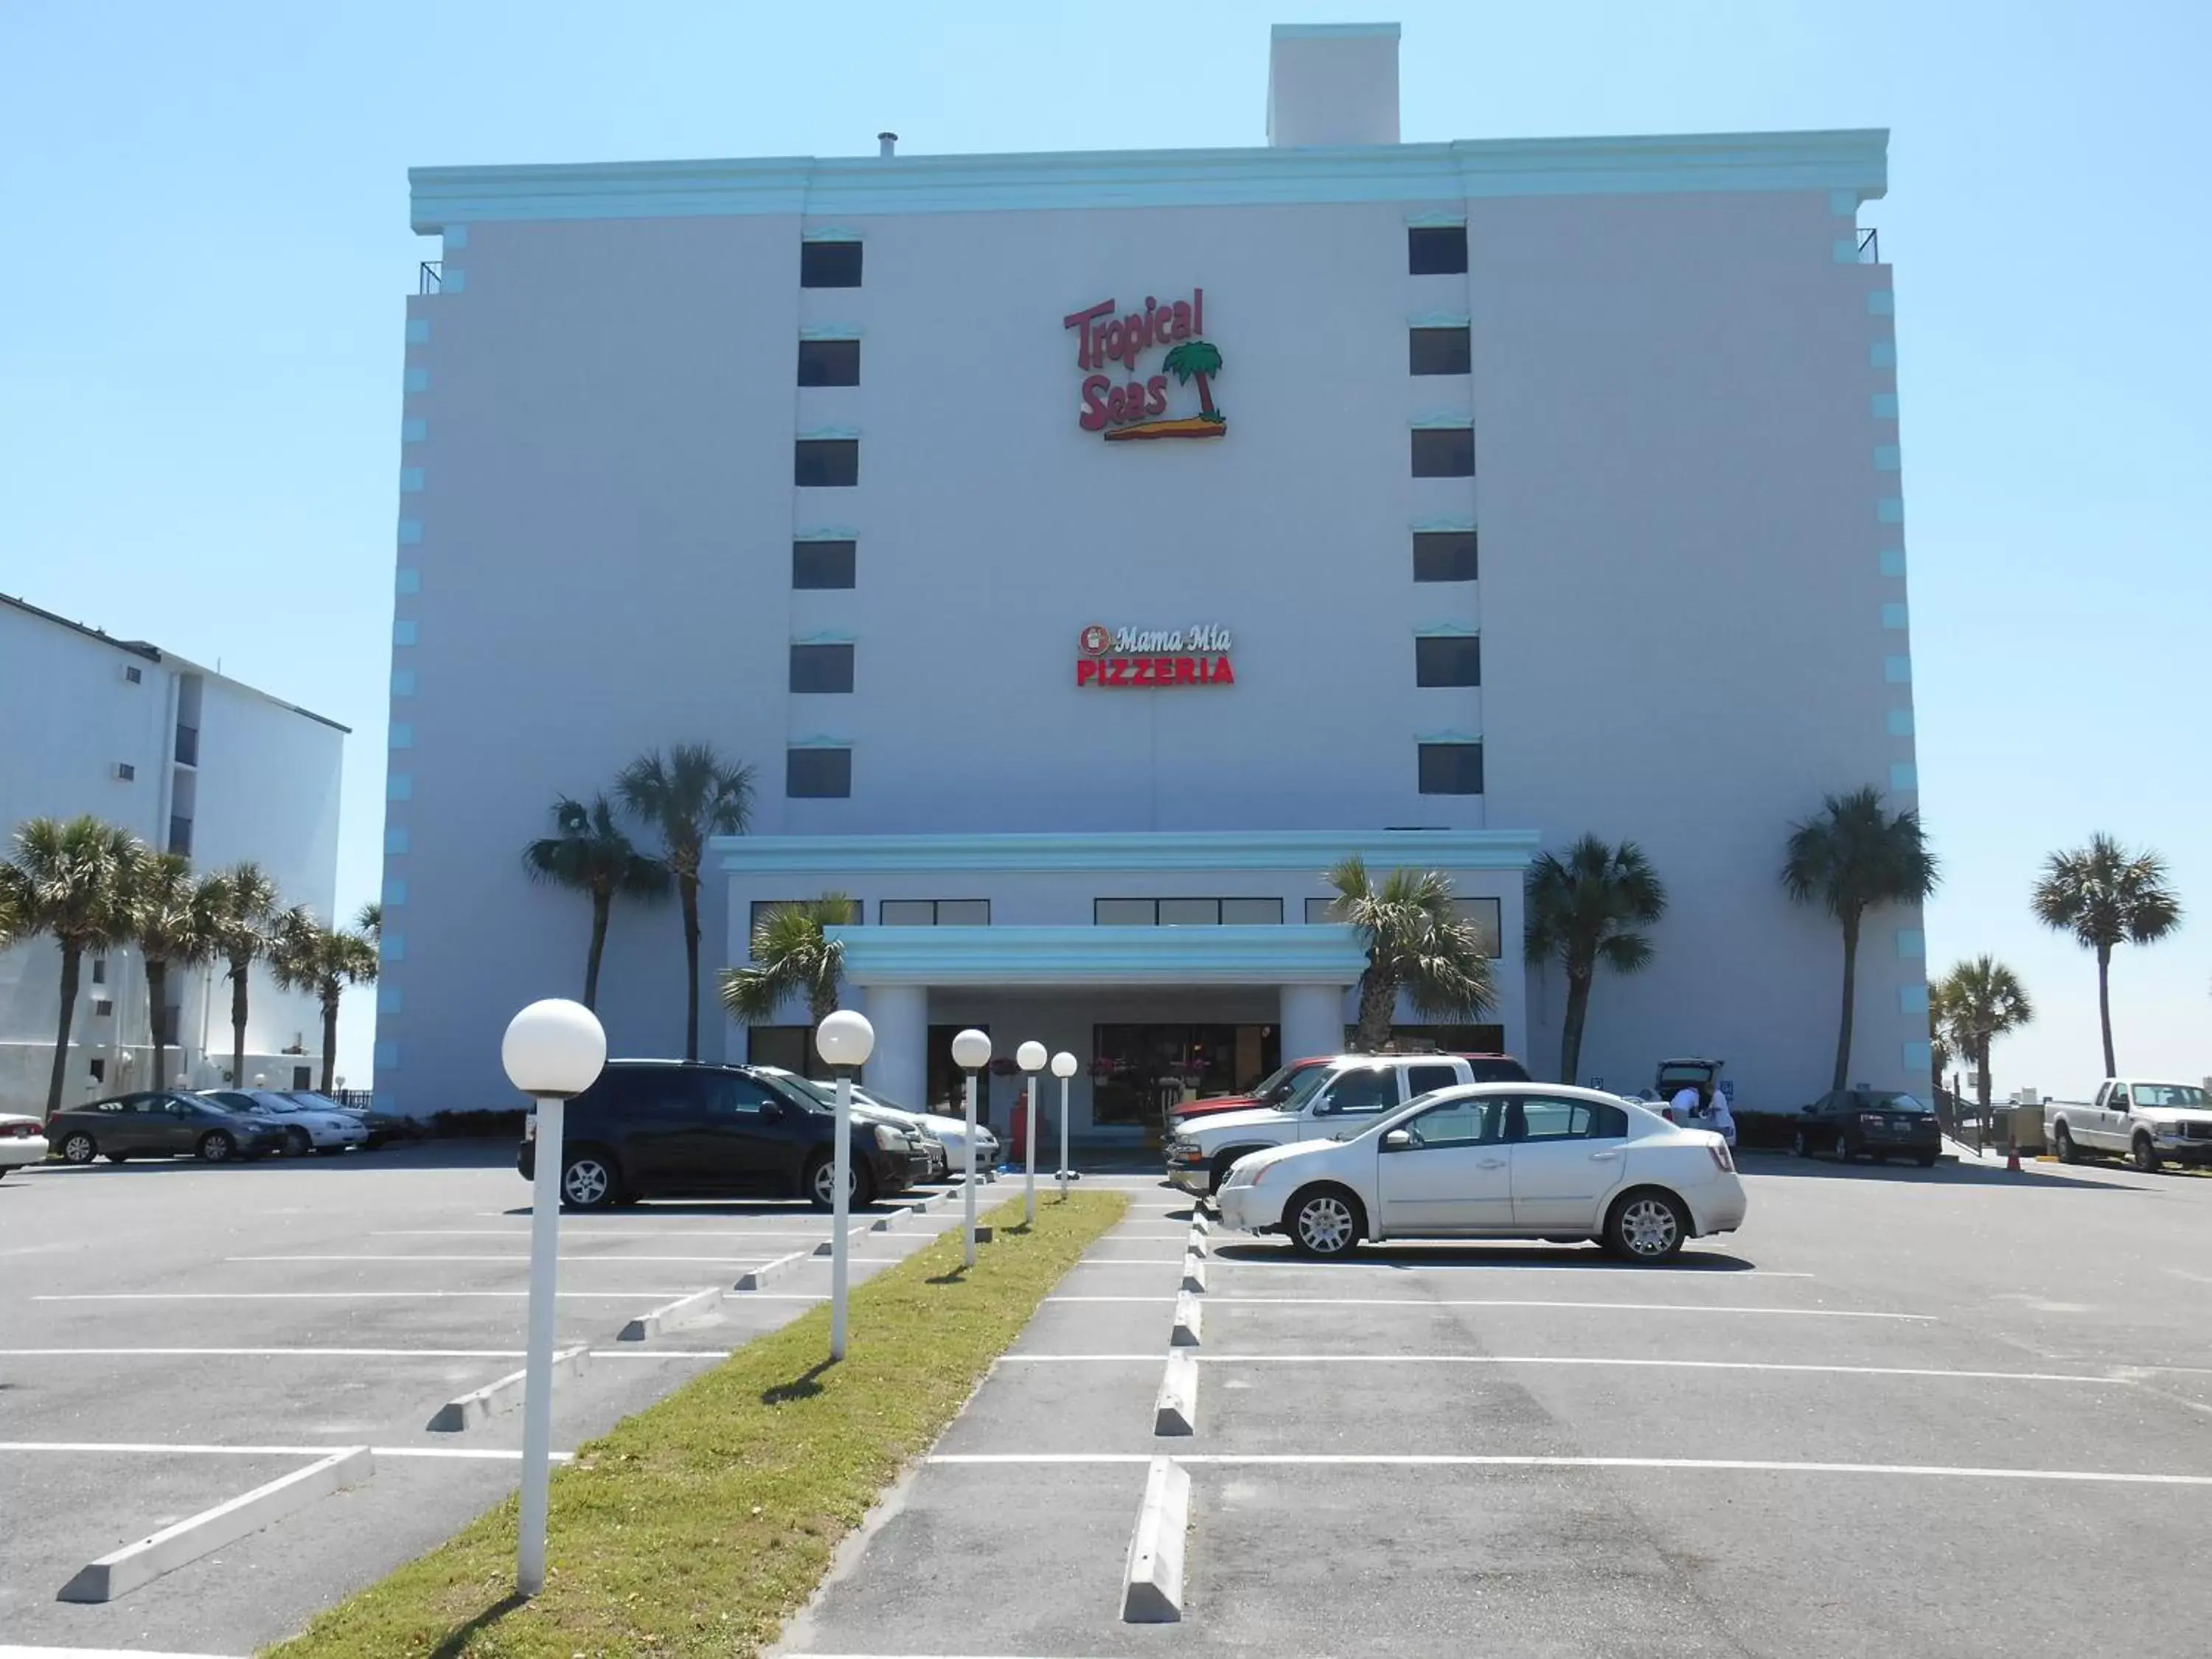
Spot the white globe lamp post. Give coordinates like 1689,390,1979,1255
1016,1040,1047,1224
950,1028,992,1265
814,1009,875,1360
1050,1050,1078,1198
499,997,607,1599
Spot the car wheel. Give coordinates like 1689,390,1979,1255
197,1131,237,1164
1605,1189,1688,1262
60,1133,97,1165
560,1150,619,1210
2053,1123,2078,1164
1208,1149,1256,1194
1916,1152,1938,1168
286,1127,312,1158
805,1154,874,1211
1790,1128,1810,1158
2133,1135,2162,1174
1284,1185,1362,1259
1832,1132,1853,1162
315,1146,344,1157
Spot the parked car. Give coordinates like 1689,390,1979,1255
307,1093,421,1150
515,1060,931,1210
1790,1088,1941,1166
751,1068,954,1180
1167,1052,1529,1134
1215,1083,1746,1262
0,1111,48,1178
2048,1079,2212,1172
1166,1052,1534,1194
47,1091,285,1165
204,1090,369,1156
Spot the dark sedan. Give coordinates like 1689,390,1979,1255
1792,1088,1941,1166
47,1091,285,1165
515,1060,931,1210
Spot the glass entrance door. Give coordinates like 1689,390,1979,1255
927,1024,990,1120
1091,1024,1280,1130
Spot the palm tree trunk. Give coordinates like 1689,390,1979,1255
583,891,611,1011
45,942,83,1120
1194,372,1215,416
1831,908,1862,1091
321,988,341,1093
679,874,701,1062
2096,942,2115,1077
1354,971,1395,1051
146,956,171,1093
229,956,250,1088
1559,969,1593,1085
1975,1038,1992,1115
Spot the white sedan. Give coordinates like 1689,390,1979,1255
0,1112,49,1177
204,1090,368,1155
1216,1083,1747,1262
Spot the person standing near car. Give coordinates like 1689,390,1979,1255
1703,1083,1736,1147
1669,1082,1702,1124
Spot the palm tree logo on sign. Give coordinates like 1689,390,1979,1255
1065,291,1228,441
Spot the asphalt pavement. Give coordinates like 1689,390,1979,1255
777,1154,2212,1659
0,1139,981,1655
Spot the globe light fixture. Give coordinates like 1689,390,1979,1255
951,1028,992,1265
814,1009,876,1360
1016,1042,1048,1222
1050,1050,1078,1197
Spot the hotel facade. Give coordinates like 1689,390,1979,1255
376,24,1929,1135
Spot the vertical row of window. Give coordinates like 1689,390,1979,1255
1409,225,1480,796
790,240,866,799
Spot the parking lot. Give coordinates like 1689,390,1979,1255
0,1140,981,1655
782,1152,2212,1658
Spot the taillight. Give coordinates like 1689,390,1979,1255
2,1122,35,1139
1708,1142,1734,1173
524,1115,538,1141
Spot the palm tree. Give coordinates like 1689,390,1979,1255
1781,786,1940,1091
204,862,279,1089
1161,340,1224,420
617,744,756,1060
1524,836,1668,1084
719,894,857,1032
1927,975,1958,1093
1325,856,1495,1051
355,900,381,942
522,794,670,1009
127,852,220,1091
269,908,380,1093
1933,956,2034,1117
0,816,145,1118
2031,834,2181,1077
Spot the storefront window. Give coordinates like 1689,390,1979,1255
1091,1024,1281,1128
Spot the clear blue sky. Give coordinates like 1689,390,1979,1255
4,1,2204,1097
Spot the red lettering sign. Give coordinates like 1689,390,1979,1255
1064,291,1225,441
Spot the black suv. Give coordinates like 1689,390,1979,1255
515,1060,929,1210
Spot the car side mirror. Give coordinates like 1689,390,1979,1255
1382,1129,1413,1152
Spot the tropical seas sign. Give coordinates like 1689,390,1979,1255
1075,622,1236,687
1062,291,1225,441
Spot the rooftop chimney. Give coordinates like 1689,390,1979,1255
1265,22,1400,147
877,131,898,158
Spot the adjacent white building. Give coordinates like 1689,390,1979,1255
378,23,1928,1135
0,593,347,1110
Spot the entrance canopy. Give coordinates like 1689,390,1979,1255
828,923,1367,987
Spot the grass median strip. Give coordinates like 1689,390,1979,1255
262,1191,1126,1659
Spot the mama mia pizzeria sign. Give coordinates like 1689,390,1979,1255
1076,622,1235,688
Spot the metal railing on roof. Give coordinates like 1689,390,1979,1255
418,261,442,295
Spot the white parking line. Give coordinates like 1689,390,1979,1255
1045,1295,1933,1320
32,1290,712,1302
226,1253,785,1265
380,1228,849,1239
0,1346,730,1360
929,1452,2212,1486
995,1354,2115,1382
0,1441,570,1461
1208,1259,1815,1277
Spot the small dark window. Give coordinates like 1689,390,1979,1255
1418,742,1484,796
793,540,857,589
1416,636,1481,687
797,339,860,386
880,899,992,925
292,1065,312,1090
1413,531,1478,582
1304,897,1343,923
89,1058,106,1082
123,666,142,684
787,747,852,798
114,763,136,782
91,958,108,986
800,241,863,288
1412,428,1475,478
1408,327,1471,375
92,998,114,1018
789,642,855,694
795,440,859,487
1408,226,1468,275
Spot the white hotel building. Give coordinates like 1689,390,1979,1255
377,23,1928,1135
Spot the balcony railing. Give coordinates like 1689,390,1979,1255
174,723,198,767
1857,226,1882,264
167,814,192,856
418,261,442,295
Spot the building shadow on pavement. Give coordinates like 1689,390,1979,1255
1734,1150,2144,1192
1208,1240,1767,1270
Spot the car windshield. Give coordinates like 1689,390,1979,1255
777,1074,838,1107
2132,1084,2210,1110
1238,1063,1301,1101
284,1093,339,1111
1275,1067,1332,1110
1860,1092,1929,1114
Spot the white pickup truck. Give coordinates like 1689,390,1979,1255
2046,1079,2212,1172
1164,1052,1530,1195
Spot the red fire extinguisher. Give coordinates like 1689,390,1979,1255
1007,1081,1030,1166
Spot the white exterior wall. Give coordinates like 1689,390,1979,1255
0,598,347,1112
382,126,1922,1122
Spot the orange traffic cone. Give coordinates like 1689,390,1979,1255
2006,1139,2020,1172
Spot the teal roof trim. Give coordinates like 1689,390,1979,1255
411,130,1888,231
830,924,1368,987
716,827,1539,875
